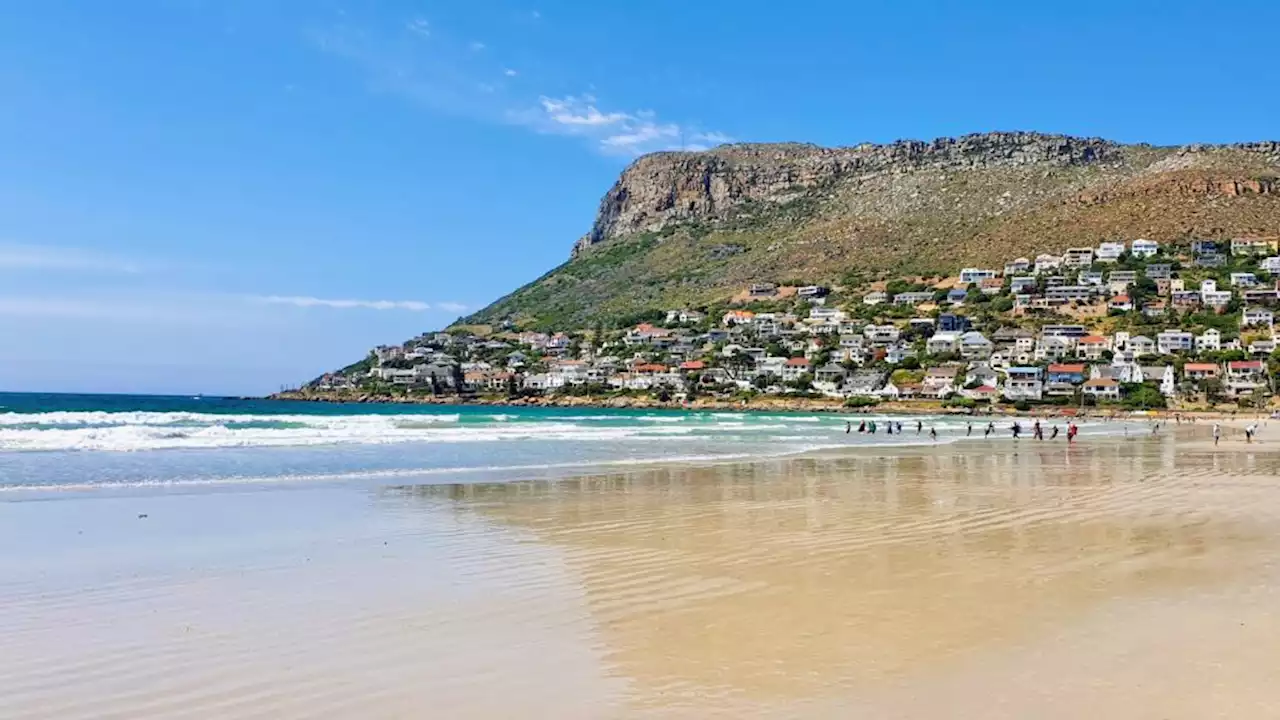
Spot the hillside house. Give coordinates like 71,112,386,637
1108,295,1134,312
863,291,888,305
1242,308,1274,327
926,332,959,355
1196,329,1222,352
1131,239,1159,258
1262,257,1280,274
1157,330,1195,354
780,357,812,382
1063,248,1095,268
1010,276,1037,293
959,332,994,359
1226,360,1269,397
1076,335,1110,360
1005,258,1031,275
1183,363,1221,381
938,313,972,332
1145,264,1172,279
864,325,900,345
1082,378,1122,401
1231,238,1279,256
1231,272,1259,287
1191,240,1218,254
894,291,934,306
1003,367,1044,401
1046,363,1088,397
1096,242,1126,262
1034,254,1063,273
959,268,998,284
922,366,960,398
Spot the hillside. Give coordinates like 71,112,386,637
462,132,1280,330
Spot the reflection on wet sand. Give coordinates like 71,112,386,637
395,437,1280,716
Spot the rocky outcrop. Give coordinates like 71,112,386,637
573,132,1280,255
574,132,1124,253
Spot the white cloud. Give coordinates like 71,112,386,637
0,244,143,274
504,68,518,77
254,295,442,311
469,41,486,51
523,96,732,156
406,18,430,38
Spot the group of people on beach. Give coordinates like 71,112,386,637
846,418,1077,443
846,419,939,441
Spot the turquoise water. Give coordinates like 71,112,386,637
0,393,1120,496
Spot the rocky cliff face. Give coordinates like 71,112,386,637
463,131,1280,330
574,132,1280,254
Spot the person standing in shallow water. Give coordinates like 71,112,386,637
984,422,994,438
846,421,851,434
916,420,923,434
929,427,937,441
1051,426,1059,440
1033,420,1043,440
967,422,973,436
1213,423,1221,446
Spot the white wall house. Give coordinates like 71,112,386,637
1130,239,1159,258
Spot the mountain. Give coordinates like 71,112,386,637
461,131,1280,330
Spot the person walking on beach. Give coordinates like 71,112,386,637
858,420,866,433
1012,422,1022,439
1033,420,1043,440
886,422,893,435
916,420,923,434
1213,423,1221,446
984,422,995,438
929,427,937,442
896,421,904,434
1067,422,1078,443
967,422,973,437
1051,426,1060,440
846,421,852,434
1246,424,1257,444
868,421,877,434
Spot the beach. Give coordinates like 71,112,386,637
2,400,1279,718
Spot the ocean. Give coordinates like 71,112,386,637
0,392,1126,497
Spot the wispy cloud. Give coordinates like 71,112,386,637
516,95,732,155
254,295,462,312
310,17,731,157
0,244,143,274
406,18,430,38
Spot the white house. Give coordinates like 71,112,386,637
1095,242,1126,263
926,332,960,355
1003,367,1043,401
1131,238,1159,258
1243,308,1275,328
780,357,812,382
959,268,998,284
1035,336,1076,361
1005,258,1031,275
1141,365,1177,397
1063,248,1095,268
1128,335,1157,358
1261,256,1280,274
864,324,900,345
863,291,888,306
1195,329,1222,352
1231,272,1259,287
1157,330,1195,354
1083,378,1122,401
959,331,994,359
1034,254,1064,273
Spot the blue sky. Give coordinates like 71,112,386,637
1,0,1277,395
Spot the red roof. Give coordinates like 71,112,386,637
1229,360,1265,370
1084,378,1118,387
634,364,668,373
1048,363,1086,373
1078,335,1107,344
785,357,811,367
1184,363,1219,372
679,361,706,370
1110,295,1131,303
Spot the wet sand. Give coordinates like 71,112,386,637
3,431,1280,718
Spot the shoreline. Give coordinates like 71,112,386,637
268,389,1276,422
